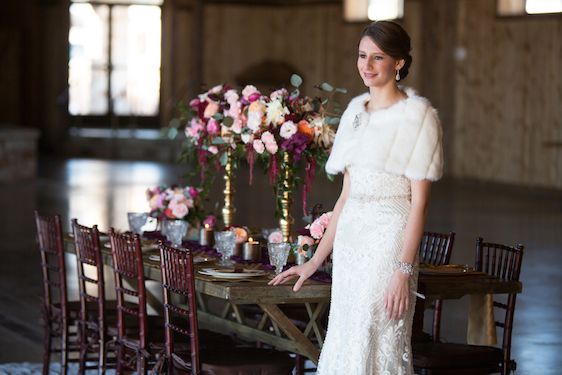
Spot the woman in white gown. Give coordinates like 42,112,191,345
270,21,443,374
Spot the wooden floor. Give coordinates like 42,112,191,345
1,157,561,374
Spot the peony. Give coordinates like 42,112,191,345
206,118,220,135
242,85,259,99
203,101,219,118
253,139,265,154
266,100,289,125
265,140,278,154
231,118,242,134
261,131,275,144
268,230,283,244
208,145,218,155
280,121,297,139
309,221,324,240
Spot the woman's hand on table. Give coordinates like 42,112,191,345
268,260,319,292
384,270,410,320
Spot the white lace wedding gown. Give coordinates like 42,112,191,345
318,88,443,375
316,166,417,375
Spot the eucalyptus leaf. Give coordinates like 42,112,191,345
290,89,300,99
212,113,224,121
219,152,228,166
212,137,226,145
290,74,303,88
335,87,348,94
320,82,334,92
223,116,234,127
167,127,178,139
326,173,335,182
169,118,181,128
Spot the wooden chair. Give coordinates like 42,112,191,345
158,243,295,375
413,237,524,375
72,219,115,374
109,229,167,374
35,211,80,375
419,231,456,342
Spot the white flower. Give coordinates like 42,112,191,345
241,133,253,144
280,121,297,139
209,84,223,94
242,85,258,99
253,140,265,154
266,100,289,125
247,111,263,132
224,89,239,104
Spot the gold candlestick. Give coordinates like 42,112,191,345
222,148,236,227
279,151,294,243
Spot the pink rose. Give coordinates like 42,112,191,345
207,119,220,135
309,221,324,240
189,98,200,109
171,202,188,219
268,231,283,244
261,131,275,144
265,140,278,154
248,92,261,102
188,187,199,198
317,212,333,228
203,101,219,118
224,89,239,104
231,118,242,134
253,139,265,154
208,145,218,154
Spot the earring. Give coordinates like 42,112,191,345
395,70,400,81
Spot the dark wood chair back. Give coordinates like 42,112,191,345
35,211,68,324
159,242,200,374
475,237,524,373
418,231,456,342
108,229,148,350
419,231,455,266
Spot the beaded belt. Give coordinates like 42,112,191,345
348,194,411,203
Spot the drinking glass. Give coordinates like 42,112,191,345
127,212,148,234
164,220,188,247
214,231,236,266
267,242,291,275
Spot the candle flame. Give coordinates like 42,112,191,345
248,237,253,242
204,223,209,229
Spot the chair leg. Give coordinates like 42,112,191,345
78,323,87,375
61,324,69,375
294,354,305,375
116,343,124,375
99,335,106,375
42,323,51,375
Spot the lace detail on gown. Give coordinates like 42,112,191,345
316,166,418,375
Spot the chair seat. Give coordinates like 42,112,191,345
413,342,502,369
172,347,294,375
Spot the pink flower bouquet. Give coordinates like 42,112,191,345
297,211,333,258
146,185,203,225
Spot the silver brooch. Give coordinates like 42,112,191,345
352,113,361,130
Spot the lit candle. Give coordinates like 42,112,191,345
199,224,215,246
243,237,261,261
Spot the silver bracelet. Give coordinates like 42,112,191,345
396,260,415,276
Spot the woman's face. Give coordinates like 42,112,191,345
357,36,404,88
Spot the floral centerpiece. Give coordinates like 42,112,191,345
242,75,344,240
297,211,333,259
146,184,203,226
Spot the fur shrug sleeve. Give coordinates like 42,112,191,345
325,89,444,181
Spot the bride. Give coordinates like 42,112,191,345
269,21,443,374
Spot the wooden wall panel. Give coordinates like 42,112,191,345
453,0,562,189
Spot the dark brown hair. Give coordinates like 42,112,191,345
360,21,412,82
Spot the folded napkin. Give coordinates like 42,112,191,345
467,294,497,345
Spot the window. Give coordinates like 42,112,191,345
68,0,162,125
497,0,562,16
344,0,404,22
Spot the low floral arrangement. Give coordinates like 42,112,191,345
146,185,203,225
296,211,333,258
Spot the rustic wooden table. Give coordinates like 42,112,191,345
65,237,522,364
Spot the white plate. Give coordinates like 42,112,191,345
148,255,211,264
148,254,160,262
199,268,266,279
